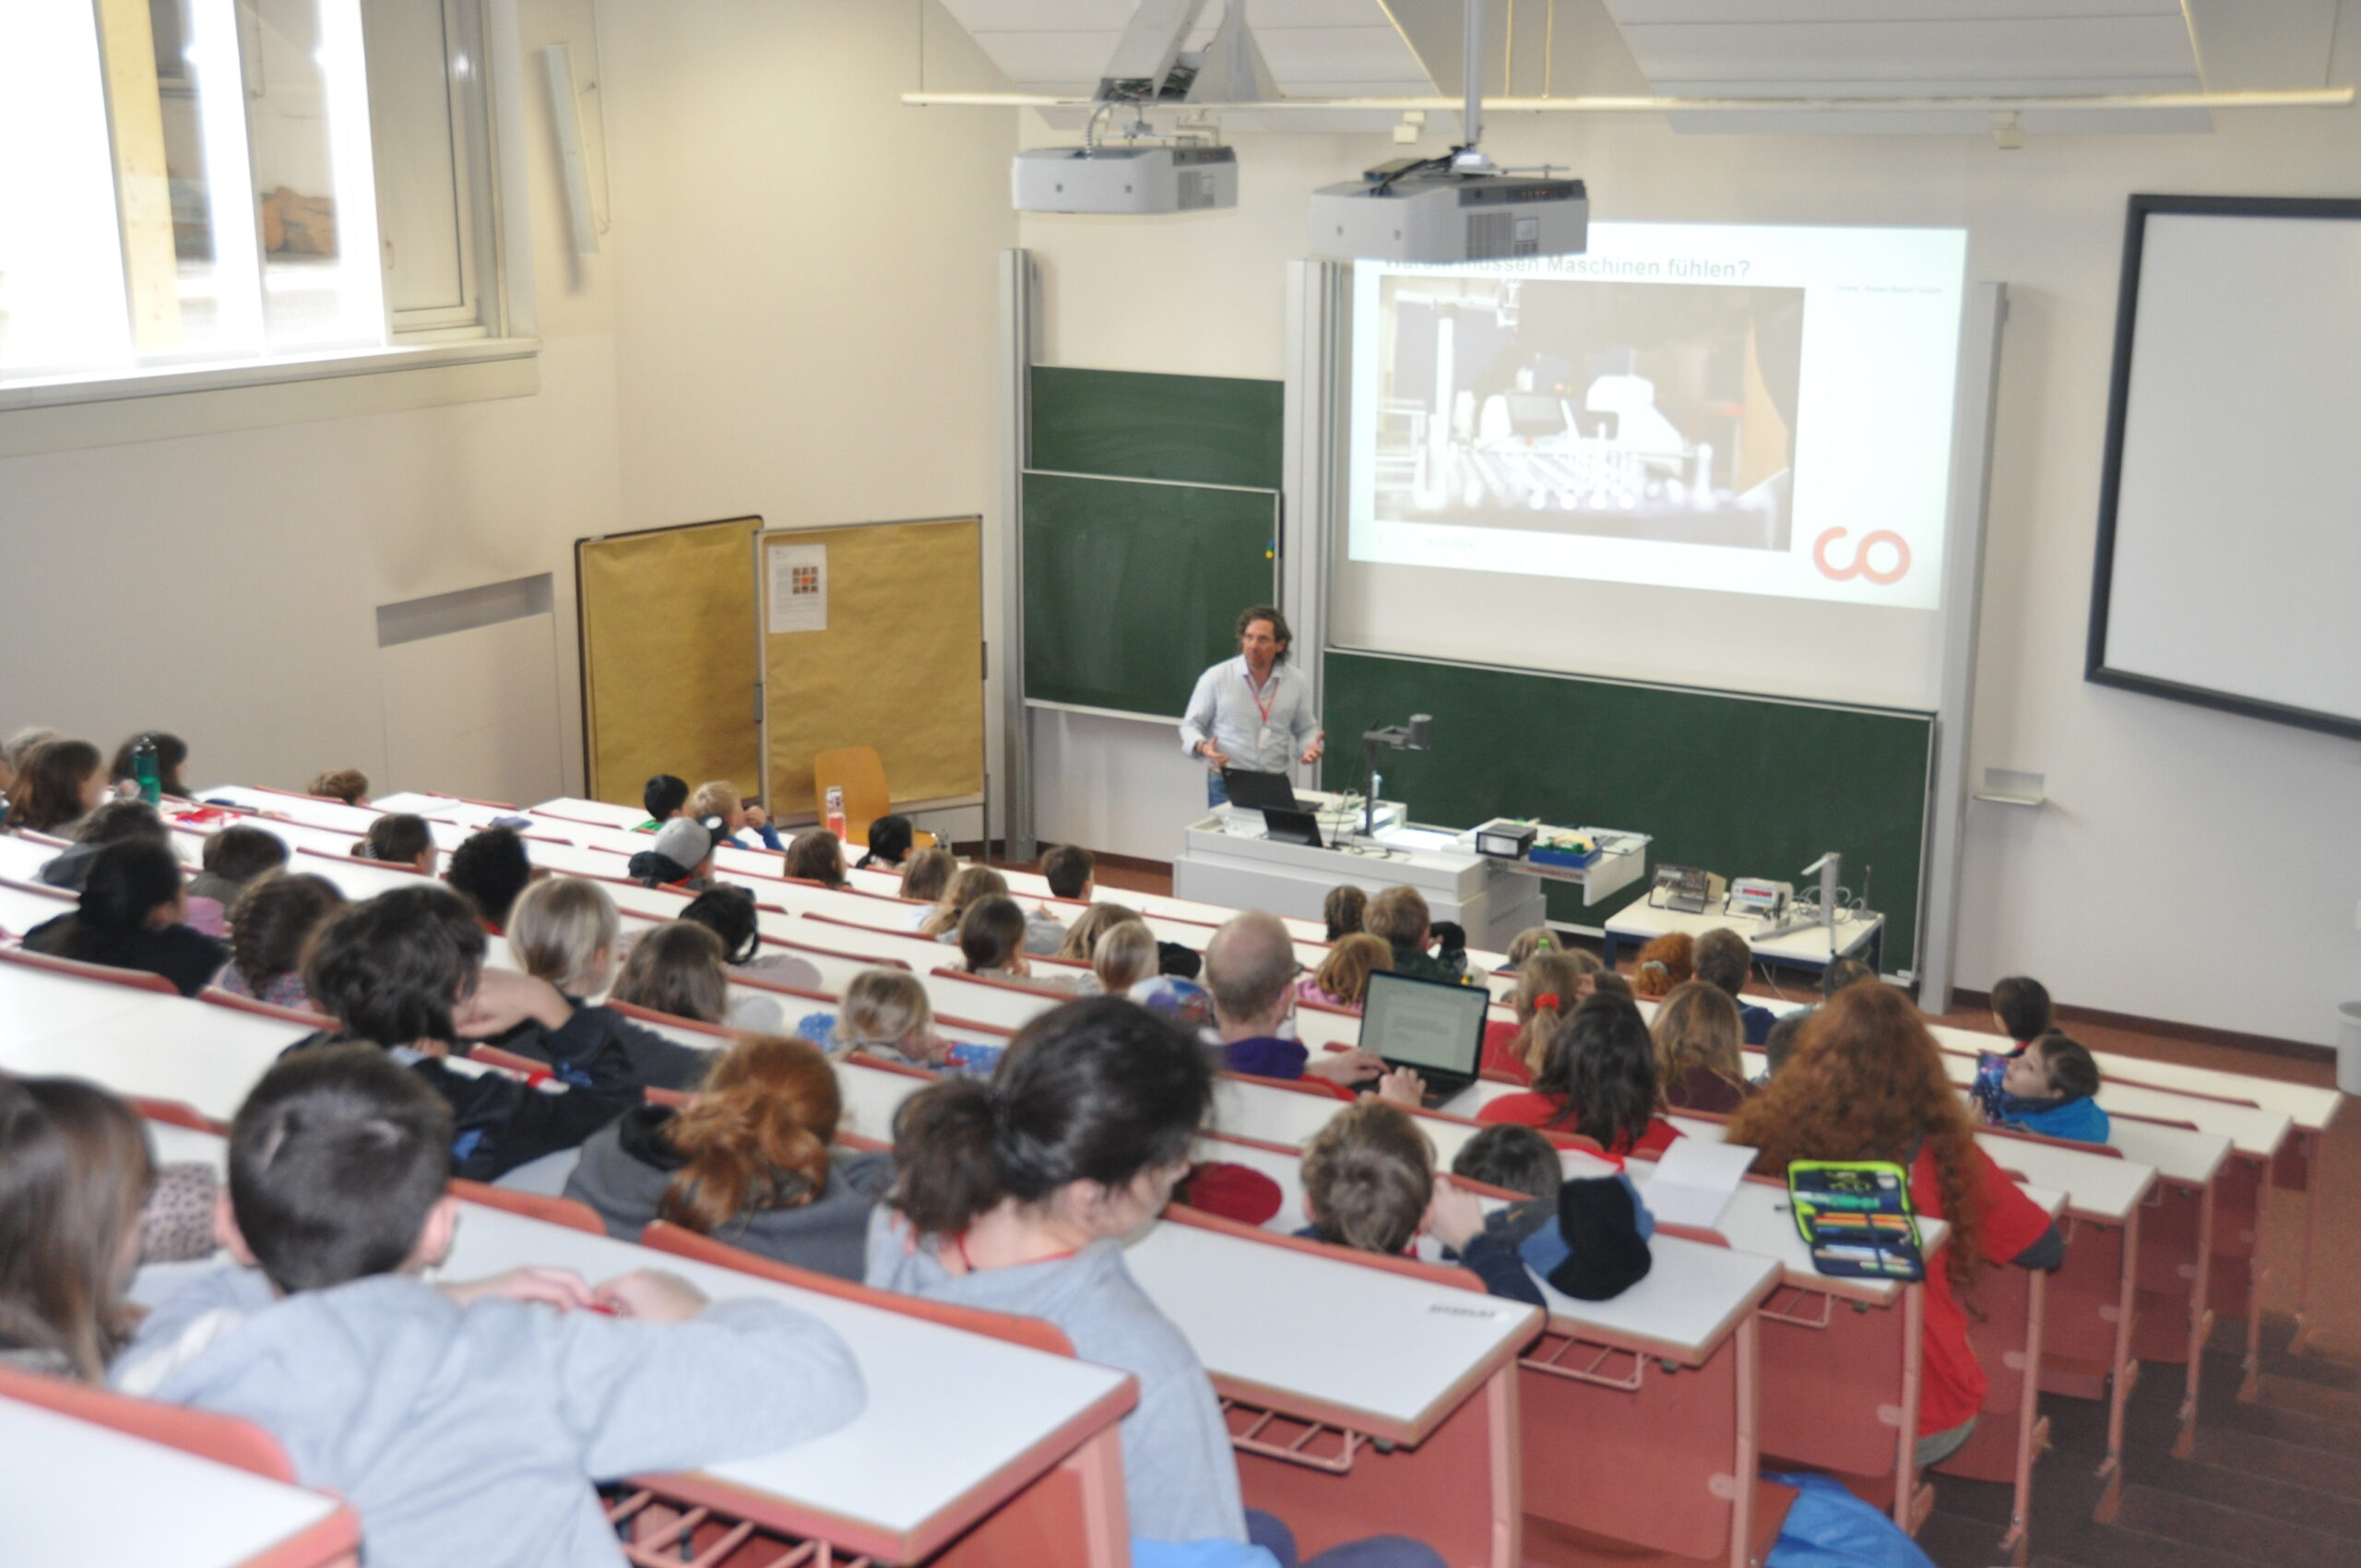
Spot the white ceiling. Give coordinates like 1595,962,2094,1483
936,0,1438,99
931,0,2347,137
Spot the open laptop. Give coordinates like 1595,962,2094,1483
1261,805,1323,848
1219,766,1299,813
1357,969,1491,1106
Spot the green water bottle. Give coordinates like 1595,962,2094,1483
131,734,160,805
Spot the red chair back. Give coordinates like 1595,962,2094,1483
0,945,177,994
0,1361,300,1482
1164,1204,1487,1291
640,1222,1079,1356
132,1098,223,1134
448,1179,606,1234
199,987,335,1028
606,1000,733,1039
929,966,1076,1002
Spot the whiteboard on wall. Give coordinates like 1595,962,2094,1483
2088,196,2361,741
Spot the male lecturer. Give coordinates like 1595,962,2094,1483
1180,605,1323,806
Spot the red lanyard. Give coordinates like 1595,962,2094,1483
1246,667,1277,725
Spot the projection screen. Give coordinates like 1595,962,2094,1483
2087,195,2361,741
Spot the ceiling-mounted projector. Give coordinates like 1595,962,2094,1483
1013,143,1238,215
1309,164,1586,262
1307,0,1587,263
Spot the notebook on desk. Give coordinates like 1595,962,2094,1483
1358,970,1489,1105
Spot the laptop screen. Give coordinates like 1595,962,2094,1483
1357,970,1490,1077
1220,767,1299,812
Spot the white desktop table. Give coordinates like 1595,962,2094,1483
1175,792,1650,951
0,1394,359,1568
1604,891,1886,976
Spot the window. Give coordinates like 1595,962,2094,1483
0,0,508,393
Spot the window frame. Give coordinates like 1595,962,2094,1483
0,0,528,412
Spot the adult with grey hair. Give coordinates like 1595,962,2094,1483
1204,911,1385,1089
1179,606,1323,807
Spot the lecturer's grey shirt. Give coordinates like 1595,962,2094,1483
1178,654,1320,775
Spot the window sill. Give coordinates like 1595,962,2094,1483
0,338,542,458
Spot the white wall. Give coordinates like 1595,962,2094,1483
0,0,621,802
0,2,1014,837
594,0,1016,840
1014,6,2361,1044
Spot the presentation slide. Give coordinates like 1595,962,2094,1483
1348,224,1968,612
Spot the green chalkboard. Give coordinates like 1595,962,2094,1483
1030,366,1283,489
1023,473,1277,716
1323,650,1935,971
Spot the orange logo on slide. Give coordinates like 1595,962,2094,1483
1813,528,1911,585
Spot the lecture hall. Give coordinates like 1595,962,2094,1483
2,4,2358,1568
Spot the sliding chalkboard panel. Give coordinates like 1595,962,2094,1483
1023,473,1277,716
1323,649,1936,970
1030,366,1284,490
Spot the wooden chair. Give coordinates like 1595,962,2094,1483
810,746,936,849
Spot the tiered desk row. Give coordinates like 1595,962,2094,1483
0,781,2339,1567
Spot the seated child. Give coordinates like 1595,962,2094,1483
1821,957,1878,997
1323,885,1366,942
1449,1123,1655,1302
896,847,955,907
917,864,1007,939
1293,932,1391,1012
1477,995,1683,1158
1631,932,1693,1000
678,884,823,992
1974,1031,2110,1144
639,773,689,830
0,1076,157,1379
813,968,1003,1075
1650,980,1752,1114
37,799,171,893
609,917,786,1041
1693,928,1778,1045
24,839,226,996
1025,844,1097,954
1989,975,2052,1055
688,778,780,851
868,998,1443,1568
1754,1009,1809,1087
1093,920,1212,1027
308,768,370,807
783,828,848,890
1299,1101,1544,1306
1500,925,1559,970
627,814,720,891
444,826,535,932
1501,951,1604,1081
290,884,639,1179
855,814,913,871
958,895,1062,987
1365,885,1458,984
1428,921,1469,979
114,1047,863,1565
564,1035,895,1279
183,824,290,936
500,881,715,1090
216,873,346,1012
1055,901,1144,972
355,813,438,875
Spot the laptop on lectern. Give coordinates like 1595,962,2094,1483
1220,766,1299,813
1357,969,1490,1106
